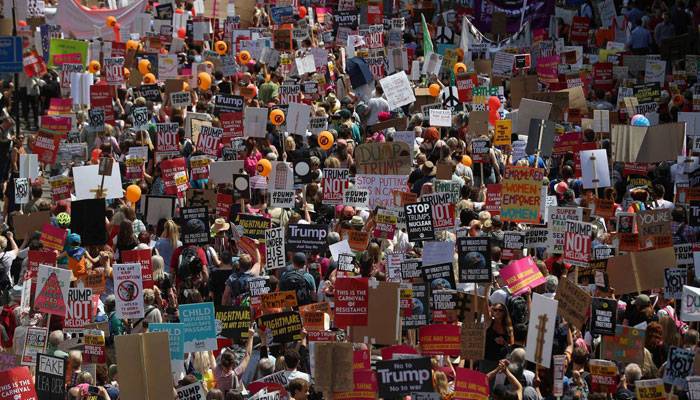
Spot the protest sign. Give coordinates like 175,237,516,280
156,123,180,160
64,288,94,332
322,168,350,205
376,357,434,398
665,347,695,388
457,237,491,283
35,354,66,400
176,382,206,400
237,214,270,240
113,263,144,319
355,142,412,175
180,302,217,352
121,249,154,289
0,367,37,400
82,329,106,364
526,293,558,368
591,297,617,336
601,325,646,364
636,379,666,400
21,327,47,367
149,323,185,362
499,257,547,296
500,166,544,223
563,220,593,267
454,368,489,400
548,207,583,253
35,264,70,316
180,207,210,245
665,268,687,300
555,277,591,329
460,322,486,361
114,332,174,400
683,285,700,321
418,324,460,356
405,203,435,242
257,311,303,343
286,224,327,253
608,247,675,294
334,278,369,327
265,227,285,270
636,208,672,242
590,359,619,394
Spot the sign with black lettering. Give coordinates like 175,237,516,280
343,189,370,209
286,224,327,253
180,206,209,245
404,203,434,242
170,91,192,109
176,381,205,400
457,237,491,283
88,108,105,133
265,227,285,270
663,346,694,388
664,268,686,300
256,311,303,343
132,106,149,130
593,245,616,261
376,357,434,398
591,297,617,336
35,353,66,400
237,214,270,240
215,305,251,341
270,190,295,208
525,227,549,247
14,178,29,205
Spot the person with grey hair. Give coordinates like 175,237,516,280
131,288,163,333
616,363,642,400
47,330,69,359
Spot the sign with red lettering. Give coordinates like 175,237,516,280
156,123,180,160
334,277,369,328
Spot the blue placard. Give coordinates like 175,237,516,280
149,323,185,361
179,302,217,352
0,36,22,73
270,6,294,25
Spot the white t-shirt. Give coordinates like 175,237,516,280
366,97,389,126
652,198,674,209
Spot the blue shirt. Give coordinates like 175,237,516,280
627,26,652,50
625,7,645,25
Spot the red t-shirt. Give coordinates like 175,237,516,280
170,245,208,283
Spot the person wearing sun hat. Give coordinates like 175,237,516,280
210,218,230,257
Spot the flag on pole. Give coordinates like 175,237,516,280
421,14,434,56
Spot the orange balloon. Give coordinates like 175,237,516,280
125,184,141,203
239,50,251,64
183,81,190,91
126,40,140,51
453,62,467,74
105,16,117,28
143,73,156,84
138,59,151,75
88,60,101,74
269,109,285,126
428,83,441,97
461,155,473,167
214,41,228,55
256,158,272,177
123,67,130,79
197,72,212,90
318,131,334,151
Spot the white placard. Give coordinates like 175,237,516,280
429,109,451,127
113,263,145,319
580,149,611,189
379,71,417,110
525,293,558,368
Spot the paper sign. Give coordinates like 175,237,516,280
113,263,144,319
180,302,217,352
499,257,546,296
525,293,558,368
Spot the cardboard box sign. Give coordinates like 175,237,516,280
115,332,173,400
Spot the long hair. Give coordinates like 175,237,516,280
162,219,180,248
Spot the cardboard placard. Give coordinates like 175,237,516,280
555,277,591,329
115,332,173,400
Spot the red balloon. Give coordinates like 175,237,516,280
175,8,185,14
177,27,186,39
298,6,307,18
488,96,501,111
488,109,499,126
17,20,27,27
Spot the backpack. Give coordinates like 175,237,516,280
507,295,529,327
227,272,254,307
0,305,17,348
178,246,203,281
280,270,313,306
